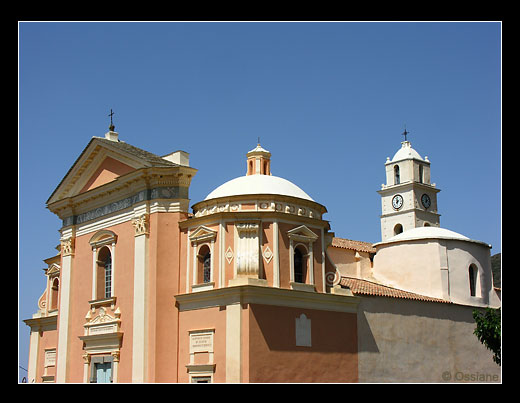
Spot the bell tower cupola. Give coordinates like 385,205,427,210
246,140,271,176
377,129,441,242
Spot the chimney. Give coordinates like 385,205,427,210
162,150,190,166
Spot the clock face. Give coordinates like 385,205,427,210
392,194,404,210
421,193,431,209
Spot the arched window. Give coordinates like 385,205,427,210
97,247,112,299
418,164,423,183
393,223,403,236
394,165,400,185
50,278,59,311
89,230,118,301
469,264,478,297
203,252,211,283
287,225,318,289
197,244,212,284
294,246,307,283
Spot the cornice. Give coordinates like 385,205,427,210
188,194,328,229
48,166,196,226
385,156,431,166
179,210,331,231
23,314,58,331
379,209,441,219
175,284,360,313
193,193,327,215
378,181,441,195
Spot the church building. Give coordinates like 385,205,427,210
24,123,500,383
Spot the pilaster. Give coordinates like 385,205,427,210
131,212,149,382
55,233,75,383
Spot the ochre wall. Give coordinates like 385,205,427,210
247,304,358,382
65,219,135,382
177,306,227,383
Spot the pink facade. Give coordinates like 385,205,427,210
23,132,501,383
24,133,359,383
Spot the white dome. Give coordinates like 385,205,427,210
204,174,314,202
391,141,424,162
377,226,490,247
387,227,469,242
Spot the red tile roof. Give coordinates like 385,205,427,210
331,237,376,253
340,276,451,304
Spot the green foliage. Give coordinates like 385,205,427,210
473,308,501,366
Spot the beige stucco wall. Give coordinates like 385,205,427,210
373,240,445,298
357,296,500,383
327,246,373,280
372,238,499,307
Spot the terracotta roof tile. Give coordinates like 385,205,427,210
340,276,451,304
331,237,376,253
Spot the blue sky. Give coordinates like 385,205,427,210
18,22,501,380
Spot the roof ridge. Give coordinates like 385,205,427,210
94,137,179,167
340,276,451,304
331,237,376,253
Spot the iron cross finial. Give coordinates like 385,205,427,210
108,109,115,131
402,125,410,141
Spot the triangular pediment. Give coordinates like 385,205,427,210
46,263,60,276
79,156,134,193
189,225,218,243
287,225,319,242
47,136,177,205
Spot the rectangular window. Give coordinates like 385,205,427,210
89,356,113,383
95,362,112,383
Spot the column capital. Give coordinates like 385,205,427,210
61,237,75,256
132,214,149,236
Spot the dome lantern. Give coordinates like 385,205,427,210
246,141,271,176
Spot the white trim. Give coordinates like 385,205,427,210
287,225,318,287
73,200,189,238
225,303,241,383
175,285,360,314
132,232,148,382
186,229,190,293
75,209,134,237
55,253,73,382
219,220,225,288
273,220,280,288
91,247,97,300
210,239,215,283
111,242,116,297
192,242,197,287
27,328,40,383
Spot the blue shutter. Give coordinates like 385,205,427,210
95,362,112,383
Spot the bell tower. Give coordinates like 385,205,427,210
377,129,441,242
